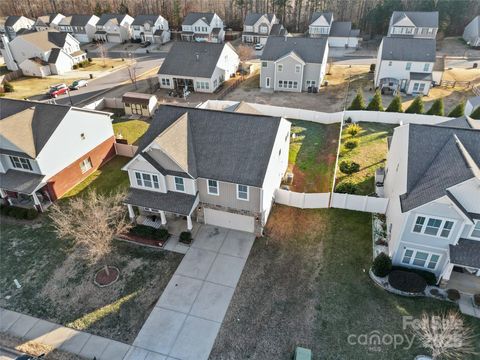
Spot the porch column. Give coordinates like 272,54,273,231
127,204,135,221
160,211,167,226
187,215,193,231
32,192,42,212
0,188,6,198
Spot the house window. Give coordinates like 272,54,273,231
80,158,93,173
413,82,420,92
419,83,426,92
135,172,159,189
424,218,442,236
402,248,441,270
125,103,130,107
265,77,270,88
293,81,298,89
9,156,33,171
405,62,412,70
295,65,301,73
161,78,170,86
277,64,283,72
388,61,392,66
402,249,414,264
471,221,480,238
412,251,429,267
237,184,249,200
262,61,267,67
424,63,429,71
412,215,455,238
174,177,185,192
207,179,219,195
278,80,282,88
306,80,316,87
413,216,426,233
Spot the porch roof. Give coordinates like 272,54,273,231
449,238,480,268
0,169,45,194
125,188,198,216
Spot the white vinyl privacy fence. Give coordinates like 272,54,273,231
114,143,138,157
330,193,389,213
275,189,330,208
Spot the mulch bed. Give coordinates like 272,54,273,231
117,232,167,248
94,266,120,287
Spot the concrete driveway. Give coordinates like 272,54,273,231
130,225,255,360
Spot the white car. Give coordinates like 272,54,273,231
69,79,88,90
254,43,264,51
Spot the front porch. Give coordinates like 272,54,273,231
2,188,52,212
135,212,201,237
446,269,480,295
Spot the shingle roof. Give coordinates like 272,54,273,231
329,21,359,37
0,170,45,194
261,37,328,64
467,96,480,111
0,98,71,158
47,48,61,63
381,37,436,62
309,12,333,26
135,105,283,187
399,124,480,212
122,92,155,105
182,12,215,26
70,14,96,26
449,239,480,268
5,16,22,27
391,11,439,28
270,23,287,36
11,30,70,52
125,188,198,215
158,42,232,78
97,14,126,26
132,15,160,26
244,13,274,26
437,116,480,130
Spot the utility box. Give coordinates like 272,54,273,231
294,347,312,360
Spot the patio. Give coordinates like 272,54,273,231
447,270,480,295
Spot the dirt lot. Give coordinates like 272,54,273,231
437,37,480,57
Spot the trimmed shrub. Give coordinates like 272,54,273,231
78,62,84,68
129,224,169,241
474,294,480,307
72,64,79,69
385,95,403,113
426,98,444,116
405,96,424,114
448,101,465,117
369,63,375,73
446,289,461,301
345,123,362,136
348,89,366,110
470,106,480,120
388,270,427,293
339,160,360,174
372,253,392,277
344,139,359,150
366,90,384,111
88,57,93,62
179,231,192,244
335,181,358,194
25,209,39,220
0,205,38,220
391,266,437,285
3,82,14,93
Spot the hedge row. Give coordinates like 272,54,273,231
0,204,38,220
129,224,169,241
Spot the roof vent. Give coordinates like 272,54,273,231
195,53,199,61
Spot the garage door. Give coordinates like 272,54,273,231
107,34,122,43
204,208,255,233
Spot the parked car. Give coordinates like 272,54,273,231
140,41,151,48
15,354,45,360
47,83,69,98
69,80,88,90
254,43,264,50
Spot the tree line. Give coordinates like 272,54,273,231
1,0,478,36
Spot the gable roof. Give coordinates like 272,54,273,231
11,30,71,52
35,14,57,27
132,14,160,26
182,12,215,26
399,123,480,212
135,105,283,187
97,14,127,26
449,238,480,268
261,37,328,64
158,42,232,78
437,116,480,130
0,98,71,158
381,37,436,62
391,11,439,28
309,12,333,26
5,16,25,27
329,21,353,37
70,14,96,26
244,13,274,26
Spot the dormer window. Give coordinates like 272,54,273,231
175,177,185,192
10,156,33,171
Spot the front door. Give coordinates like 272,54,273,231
266,77,271,88
400,79,407,91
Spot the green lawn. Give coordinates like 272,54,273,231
210,207,480,359
112,119,149,146
336,122,395,195
288,120,340,193
62,156,130,198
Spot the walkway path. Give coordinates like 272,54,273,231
131,225,255,360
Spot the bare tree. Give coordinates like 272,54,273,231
97,42,109,67
237,44,255,75
125,52,139,89
410,311,477,360
49,190,132,276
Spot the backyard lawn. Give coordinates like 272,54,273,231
335,122,395,195
288,120,340,193
210,206,480,359
113,119,150,145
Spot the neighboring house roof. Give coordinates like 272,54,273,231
449,239,480,268
11,30,71,52
97,14,127,26
16,28,36,36
47,48,61,63
270,23,287,36
0,170,45,194
309,12,333,26
399,123,480,212
380,37,436,62
125,188,198,215
329,21,359,37
0,98,71,158
467,96,480,110
122,92,155,105
244,13,274,26
70,14,96,26
182,12,215,26
135,105,282,187
29,57,49,66
391,11,439,28
437,116,480,130
5,16,23,27
261,37,328,64
132,15,160,26
35,14,57,27
158,42,234,78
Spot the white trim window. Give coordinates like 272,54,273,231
277,64,283,72
80,158,92,173
237,184,249,201
135,171,160,189
295,64,301,73
207,179,219,195
9,156,33,171
402,248,441,270
471,221,480,239
412,215,455,238
174,177,185,192
161,78,170,86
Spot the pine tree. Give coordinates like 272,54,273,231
448,101,465,117
366,90,384,111
348,89,366,110
93,1,102,16
405,96,425,114
385,95,403,113
470,106,480,120
118,1,129,14
426,98,444,116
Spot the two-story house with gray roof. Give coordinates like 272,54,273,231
375,11,439,95
94,14,134,43
0,98,115,212
181,12,224,43
58,14,99,43
2,16,35,40
260,36,329,92
241,13,286,45
122,105,291,235
308,12,361,48
157,42,239,94
383,116,480,292
131,14,170,44
34,14,65,32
